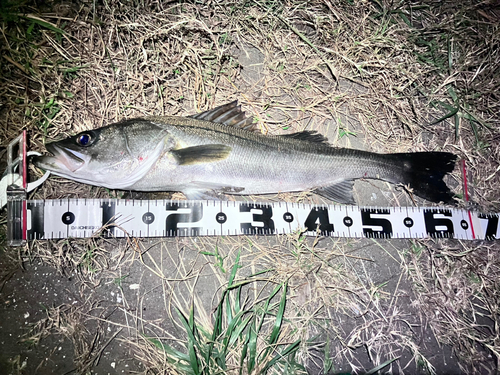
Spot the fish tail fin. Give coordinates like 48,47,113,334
392,152,457,203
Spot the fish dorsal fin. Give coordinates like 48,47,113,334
189,101,256,130
313,180,355,204
280,131,329,144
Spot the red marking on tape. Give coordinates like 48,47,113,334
22,200,27,241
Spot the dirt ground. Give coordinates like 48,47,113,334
1,1,499,374
1,236,459,375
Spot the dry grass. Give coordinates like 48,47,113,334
404,239,500,374
1,0,499,374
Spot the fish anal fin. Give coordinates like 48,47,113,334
280,131,329,144
314,180,355,204
182,189,223,201
172,144,232,165
189,101,257,131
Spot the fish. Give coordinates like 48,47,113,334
33,101,457,204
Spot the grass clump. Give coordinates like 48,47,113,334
146,251,305,375
0,0,79,146
396,1,498,145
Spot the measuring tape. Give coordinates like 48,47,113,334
4,132,499,245
9,198,497,244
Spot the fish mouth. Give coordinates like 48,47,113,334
33,143,86,173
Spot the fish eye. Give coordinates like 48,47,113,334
76,133,93,147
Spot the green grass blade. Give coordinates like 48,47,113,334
228,249,241,287
469,119,480,145
260,282,288,361
20,15,65,34
222,309,252,355
208,292,226,370
175,308,201,374
143,336,191,362
268,282,287,346
259,339,301,374
222,308,245,349
247,320,258,374
239,330,250,375
143,336,195,374
234,285,242,315
447,85,458,102
225,293,233,335
460,109,492,129
323,336,333,374
227,278,261,290
200,251,216,256
398,12,411,27
364,356,400,375
256,283,282,334
248,268,273,277
228,315,252,349
428,101,459,126
226,250,241,326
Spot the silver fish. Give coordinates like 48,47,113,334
33,101,457,203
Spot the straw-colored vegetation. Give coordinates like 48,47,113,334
1,0,499,374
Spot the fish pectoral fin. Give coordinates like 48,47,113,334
313,180,356,204
172,144,232,165
188,101,257,131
